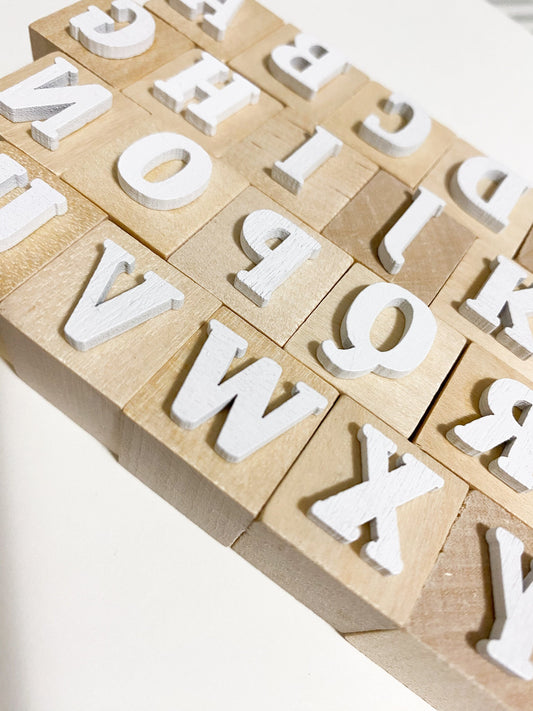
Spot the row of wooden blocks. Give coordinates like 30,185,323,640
1,2,533,710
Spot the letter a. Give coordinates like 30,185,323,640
477,527,533,680
171,319,328,462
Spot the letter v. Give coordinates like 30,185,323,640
64,239,184,351
171,319,328,462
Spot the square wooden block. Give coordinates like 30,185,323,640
0,221,220,453
422,138,533,256
29,0,193,89
285,262,466,437
233,395,467,633
416,343,533,529
431,239,533,383
0,140,104,303
230,25,368,132
0,52,149,175
169,187,353,345
123,48,283,158
119,306,337,545
146,0,283,63
347,490,533,711
62,115,248,258
323,81,455,189
224,111,378,231
323,170,476,304
515,223,533,272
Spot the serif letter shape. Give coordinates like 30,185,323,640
447,378,533,492
171,319,328,462
477,527,533,680
0,57,112,150
168,0,244,41
64,239,184,350
308,423,444,575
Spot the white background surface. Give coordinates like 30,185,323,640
1,2,532,710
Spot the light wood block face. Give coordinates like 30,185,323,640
29,0,193,89
323,81,455,189
230,25,368,132
347,490,533,711
169,186,353,346
61,116,248,258
123,48,283,158
285,262,466,437
0,141,105,302
146,0,283,63
416,343,533,529
431,240,533,383
0,52,149,176
323,170,475,304
120,306,338,545
422,139,533,256
224,111,378,231
515,224,533,272
0,221,220,453
233,394,467,633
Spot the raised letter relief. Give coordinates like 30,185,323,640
171,319,328,462
69,0,155,59
234,209,321,307
308,423,444,575
0,153,67,252
477,527,533,680
447,378,533,492
317,282,437,378
0,57,112,150
168,0,244,40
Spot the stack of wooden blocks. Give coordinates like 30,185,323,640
1,2,532,709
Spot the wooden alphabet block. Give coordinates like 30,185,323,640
416,343,533,529
61,115,248,258
230,25,368,132
119,306,337,545
123,48,283,158
515,224,533,272
0,52,149,175
29,0,193,90
323,81,455,189
169,186,353,345
224,111,378,231
422,139,533,256
0,221,220,452
323,170,476,304
285,262,466,437
146,0,283,63
233,394,467,632
0,140,104,302
346,490,533,711
431,240,533,383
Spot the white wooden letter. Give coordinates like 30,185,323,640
0,57,112,150
268,34,349,101
358,93,431,158
69,0,155,59
117,132,212,210
64,239,184,351
0,154,67,252
168,0,244,40
447,378,533,492
317,282,437,379
460,255,533,360
378,187,446,274
450,156,528,232
271,126,343,195
153,51,259,136
234,209,321,307
171,319,328,462
477,527,533,680
308,423,443,575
